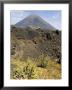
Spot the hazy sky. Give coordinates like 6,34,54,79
10,10,61,30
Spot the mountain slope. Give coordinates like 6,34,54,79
15,15,56,30
11,26,61,63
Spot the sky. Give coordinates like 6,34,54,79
10,10,61,30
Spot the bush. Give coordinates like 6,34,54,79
37,55,48,68
23,60,37,79
11,59,38,79
39,59,48,68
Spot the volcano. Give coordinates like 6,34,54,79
15,14,56,30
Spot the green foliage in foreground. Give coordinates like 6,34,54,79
11,56,61,79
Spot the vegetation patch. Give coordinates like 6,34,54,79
11,56,61,79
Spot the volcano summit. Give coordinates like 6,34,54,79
15,14,56,30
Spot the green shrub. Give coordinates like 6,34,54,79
23,60,37,79
37,55,48,68
38,59,48,68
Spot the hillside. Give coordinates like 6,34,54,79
11,26,61,79
11,26,61,63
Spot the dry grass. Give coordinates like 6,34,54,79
11,56,61,79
